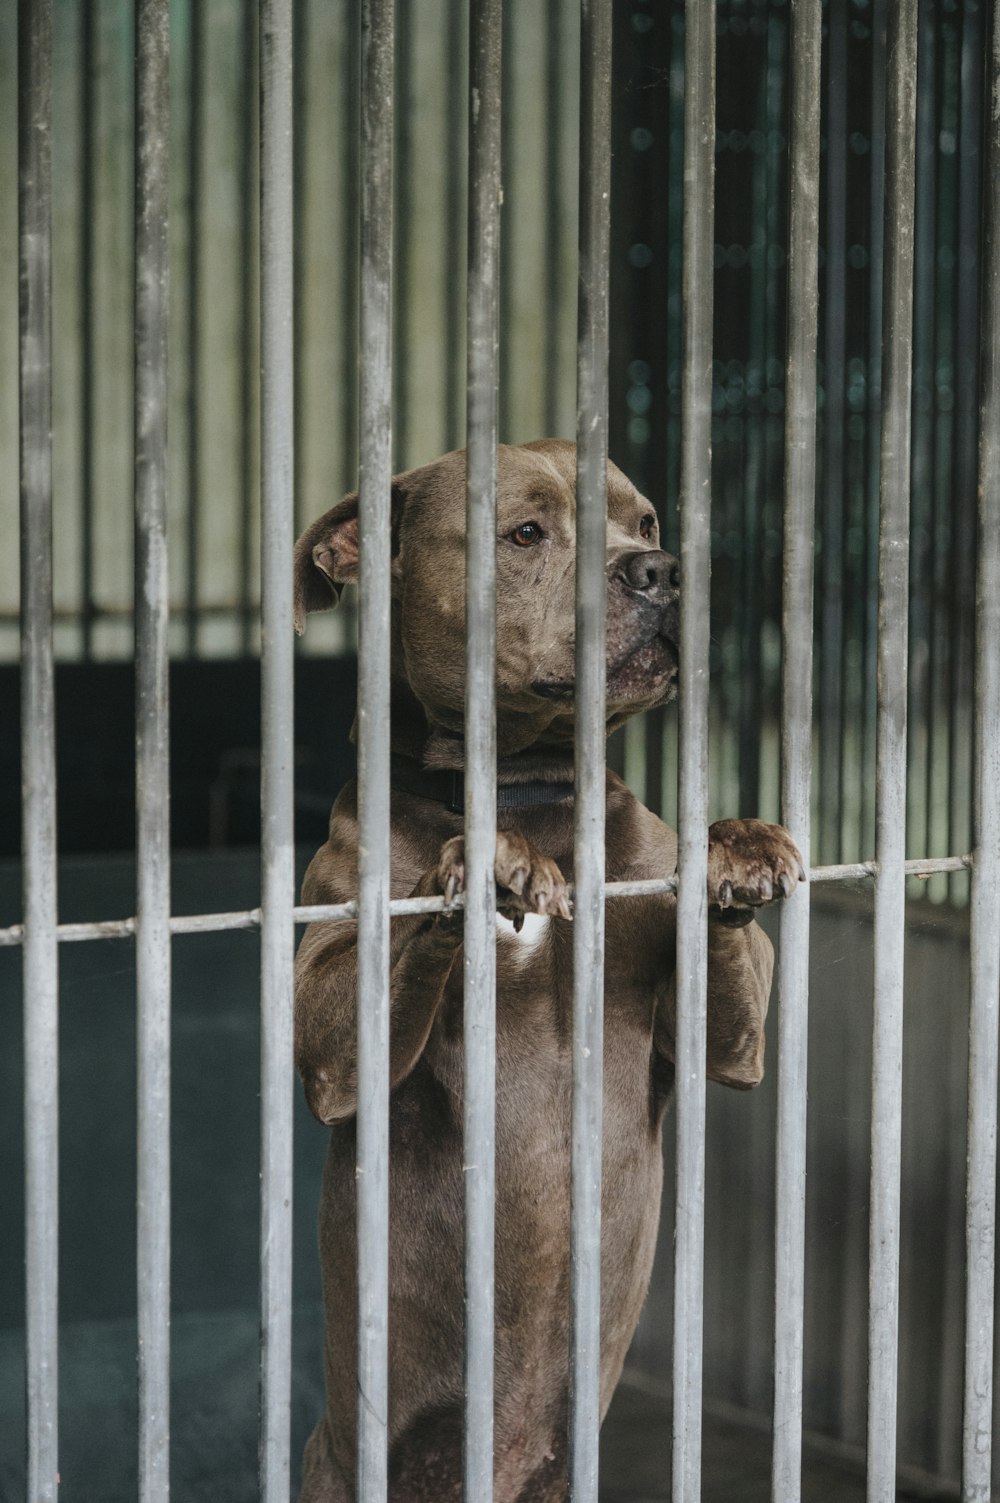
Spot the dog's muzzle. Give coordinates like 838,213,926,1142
615,548,680,647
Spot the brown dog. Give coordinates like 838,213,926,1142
292,440,804,1502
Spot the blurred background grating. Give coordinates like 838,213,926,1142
0,0,983,894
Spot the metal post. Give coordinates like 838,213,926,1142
134,3,171,1498
19,1,59,1497
862,0,887,864
672,3,715,1500
463,1,501,1497
771,3,820,1499
961,15,1000,1497
819,0,847,865
570,1,611,1498
258,2,296,1497
357,1,394,1497
868,2,917,1498
185,0,204,656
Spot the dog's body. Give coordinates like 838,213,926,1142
293,441,803,1502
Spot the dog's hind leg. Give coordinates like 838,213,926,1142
387,1404,465,1502
298,1418,352,1503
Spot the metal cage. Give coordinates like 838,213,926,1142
8,0,1000,1500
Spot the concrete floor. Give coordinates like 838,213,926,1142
0,1309,956,1502
599,1381,955,1502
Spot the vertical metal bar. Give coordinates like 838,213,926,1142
80,0,96,659
543,0,563,439
868,2,917,1498
258,2,296,1496
663,17,684,560
463,2,502,1490
946,0,983,905
443,0,465,452
672,2,715,1499
391,0,411,468
134,2,171,1497
19,1,59,1497
819,0,847,865
771,2,820,1498
463,2,501,1497
186,0,203,656
240,0,259,656
342,3,361,497
357,0,393,1496
962,17,1000,1497
862,0,886,864
570,0,611,1496
906,0,935,878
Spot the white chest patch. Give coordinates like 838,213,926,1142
495,911,550,955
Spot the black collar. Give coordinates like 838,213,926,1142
388,755,575,816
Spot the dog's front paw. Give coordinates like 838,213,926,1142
435,832,572,930
707,819,806,923
494,831,572,926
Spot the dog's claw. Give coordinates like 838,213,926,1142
778,872,791,898
719,880,733,908
758,875,773,903
798,862,808,883
512,911,525,934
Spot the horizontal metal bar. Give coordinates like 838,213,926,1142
808,854,972,884
0,856,978,950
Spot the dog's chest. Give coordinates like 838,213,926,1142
495,911,551,958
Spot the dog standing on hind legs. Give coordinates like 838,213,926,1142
292,439,805,1502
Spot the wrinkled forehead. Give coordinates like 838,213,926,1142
397,440,649,534
518,439,642,502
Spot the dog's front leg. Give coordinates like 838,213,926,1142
656,819,806,1090
295,831,570,1124
294,866,464,1125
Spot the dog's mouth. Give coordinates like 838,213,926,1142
531,630,678,704
606,633,678,704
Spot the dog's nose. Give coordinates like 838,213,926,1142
618,549,679,601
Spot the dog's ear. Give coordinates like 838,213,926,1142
293,483,408,634
293,492,359,633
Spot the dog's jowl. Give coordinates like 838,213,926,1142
293,440,804,1503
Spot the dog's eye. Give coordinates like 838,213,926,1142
510,522,542,547
639,513,657,540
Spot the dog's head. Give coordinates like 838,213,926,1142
294,439,679,752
